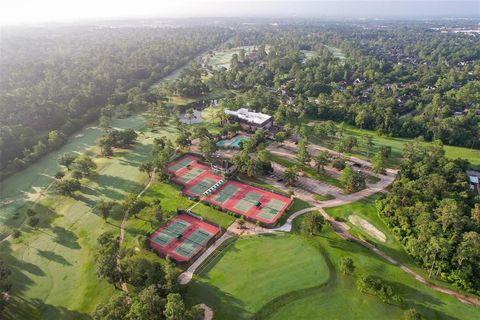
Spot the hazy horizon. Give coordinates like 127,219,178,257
1,0,479,26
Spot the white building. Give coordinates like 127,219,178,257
225,108,273,131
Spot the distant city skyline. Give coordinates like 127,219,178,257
1,0,479,25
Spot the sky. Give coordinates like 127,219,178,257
0,0,478,25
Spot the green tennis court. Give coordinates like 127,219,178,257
256,199,286,220
151,220,191,247
188,178,219,196
174,229,213,258
178,167,205,183
213,184,241,204
170,157,194,172
234,191,262,213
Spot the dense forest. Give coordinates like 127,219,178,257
0,25,231,178
377,141,480,293
209,23,480,149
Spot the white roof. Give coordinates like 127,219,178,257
225,108,272,125
469,176,479,184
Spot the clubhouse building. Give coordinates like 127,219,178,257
225,108,273,131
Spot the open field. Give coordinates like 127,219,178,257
184,233,330,319
183,209,480,320
0,116,174,319
325,45,347,64
267,219,480,320
0,115,150,237
306,121,480,169
204,45,256,69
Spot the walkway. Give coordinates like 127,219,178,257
179,141,480,307
117,168,156,293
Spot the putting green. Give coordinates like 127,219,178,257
184,234,330,319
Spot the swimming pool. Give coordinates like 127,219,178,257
229,136,249,149
216,136,250,149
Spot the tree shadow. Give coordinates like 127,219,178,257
37,250,72,266
4,295,91,320
51,226,81,250
184,277,249,320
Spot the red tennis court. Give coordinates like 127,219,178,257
167,155,293,226
149,213,220,265
206,180,292,225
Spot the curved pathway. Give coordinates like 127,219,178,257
180,141,480,307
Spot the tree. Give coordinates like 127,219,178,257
282,166,298,186
140,161,155,177
404,309,422,320
94,200,116,222
95,231,121,286
58,153,77,170
199,137,218,159
185,108,195,125
339,257,355,275
127,285,165,320
98,115,111,132
372,152,386,174
314,151,330,172
73,156,97,176
54,171,65,179
0,259,12,313
99,136,114,156
164,293,186,320
123,194,148,218
300,211,325,235
55,179,81,196
295,140,311,165
340,166,365,192
93,292,130,320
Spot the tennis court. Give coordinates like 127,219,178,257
174,229,214,259
149,213,220,265
166,155,293,226
150,219,191,247
186,177,220,197
178,167,205,183
213,184,241,204
206,180,293,226
168,156,196,173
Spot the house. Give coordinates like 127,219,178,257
467,170,480,194
225,108,273,131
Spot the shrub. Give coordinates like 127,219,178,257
28,217,40,227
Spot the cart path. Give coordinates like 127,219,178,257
117,168,156,294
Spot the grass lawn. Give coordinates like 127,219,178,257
0,118,184,319
324,194,480,297
276,198,313,226
306,121,480,169
203,46,256,70
184,233,330,319
123,181,235,250
183,208,480,320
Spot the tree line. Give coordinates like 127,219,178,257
0,25,232,178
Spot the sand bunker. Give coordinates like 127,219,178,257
348,215,386,242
